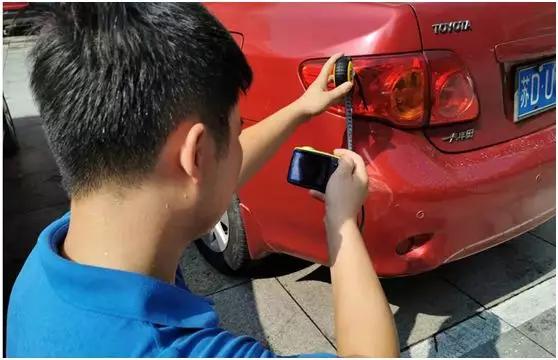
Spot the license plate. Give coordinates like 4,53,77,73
514,59,556,122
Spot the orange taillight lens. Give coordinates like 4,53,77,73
390,68,425,122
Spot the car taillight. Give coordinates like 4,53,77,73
301,54,428,127
427,50,479,125
299,51,479,127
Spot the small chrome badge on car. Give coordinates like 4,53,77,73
442,129,475,143
432,20,471,34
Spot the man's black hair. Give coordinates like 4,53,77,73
29,3,252,197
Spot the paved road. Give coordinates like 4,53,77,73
4,37,556,357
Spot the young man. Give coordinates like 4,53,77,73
7,4,399,357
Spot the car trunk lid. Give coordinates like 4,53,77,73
411,3,556,153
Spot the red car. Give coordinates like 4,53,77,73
3,2,51,36
196,3,556,277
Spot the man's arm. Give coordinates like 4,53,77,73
237,101,306,188
329,221,399,357
311,149,399,357
237,53,352,188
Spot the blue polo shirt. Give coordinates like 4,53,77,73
7,213,335,357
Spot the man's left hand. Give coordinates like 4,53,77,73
293,53,354,119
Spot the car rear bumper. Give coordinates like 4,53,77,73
355,121,556,277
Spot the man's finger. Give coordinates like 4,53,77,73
352,152,369,185
333,148,353,158
327,81,353,100
334,149,368,182
316,53,343,85
309,189,326,202
334,154,355,176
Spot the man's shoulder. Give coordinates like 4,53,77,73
6,244,156,357
154,326,279,357
8,246,43,309
156,326,336,358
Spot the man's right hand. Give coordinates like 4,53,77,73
310,148,369,230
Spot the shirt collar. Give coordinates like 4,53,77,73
38,212,219,329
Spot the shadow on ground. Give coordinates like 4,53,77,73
179,247,336,354
243,230,555,357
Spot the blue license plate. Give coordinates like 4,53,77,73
514,60,556,122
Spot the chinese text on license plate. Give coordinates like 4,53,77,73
515,60,556,122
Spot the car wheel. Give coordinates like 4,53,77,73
195,196,253,275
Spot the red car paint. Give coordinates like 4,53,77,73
207,3,556,276
3,2,28,12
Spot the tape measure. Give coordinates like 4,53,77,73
332,56,366,232
333,56,354,151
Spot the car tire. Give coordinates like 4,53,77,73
195,195,253,275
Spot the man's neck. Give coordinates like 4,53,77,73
62,186,195,284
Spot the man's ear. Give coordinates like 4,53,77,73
179,122,206,184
